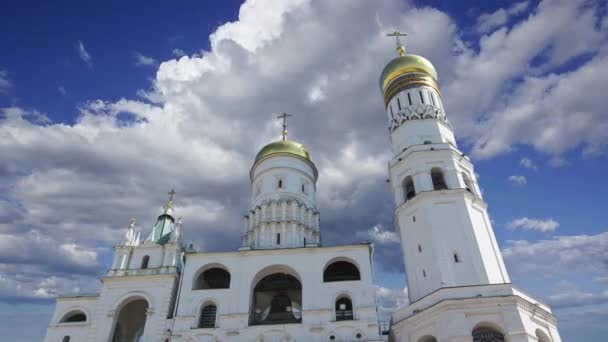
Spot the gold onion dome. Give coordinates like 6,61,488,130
379,53,438,92
254,139,312,163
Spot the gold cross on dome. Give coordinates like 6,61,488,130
386,31,407,56
277,112,293,141
167,189,176,207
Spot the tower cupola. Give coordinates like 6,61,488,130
381,32,452,155
241,114,320,250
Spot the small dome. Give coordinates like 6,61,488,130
379,54,438,92
255,139,312,163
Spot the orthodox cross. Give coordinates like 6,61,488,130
277,112,292,141
167,189,176,207
386,31,407,56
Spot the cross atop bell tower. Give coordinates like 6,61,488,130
386,31,407,56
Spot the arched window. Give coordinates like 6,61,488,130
140,255,150,269
60,311,87,323
278,179,283,188
431,167,448,190
251,273,302,325
63,336,70,342
324,261,360,282
472,327,505,342
462,173,474,194
198,304,217,328
193,267,231,290
536,329,551,342
403,176,416,201
335,297,353,321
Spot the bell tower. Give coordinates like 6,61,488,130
381,32,509,302
381,33,562,342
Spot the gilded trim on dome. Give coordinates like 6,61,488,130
383,74,440,107
251,139,318,181
379,54,438,92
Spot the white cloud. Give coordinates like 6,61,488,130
0,0,606,307
366,224,400,244
446,0,608,160
477,1,529,34
375,286,408,320
0,70,11,94
172,48,186,57
58,86,67,96
508,217,559,232
134,52,156,66
519,157,537,170
502,232,608,276
77,40,92,66
508,175,527,185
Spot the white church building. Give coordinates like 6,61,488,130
44,37,562,342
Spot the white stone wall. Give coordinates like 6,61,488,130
44,295,98,342
245,153,320,250
390,285,562,342
251,155,316,209
172,245,382,341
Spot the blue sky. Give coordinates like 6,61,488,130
1,1,607,341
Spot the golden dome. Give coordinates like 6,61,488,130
379,54,438,92
254,139,312,163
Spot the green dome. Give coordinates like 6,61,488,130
255,139,312,163
379,54,438,91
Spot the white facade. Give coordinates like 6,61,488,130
381,48,562,341
45,137,382,342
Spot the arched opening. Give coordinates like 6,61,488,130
536,329,551,342
403,176,416,201
431,167,448,190
198,304,217,328
335,296,353,321
111,298,149,342
418,336,437,342
323,261,360,282
462,173,474,194
251,273,302,325
472,327,505,342
60,310,87,323
193,267,231,290
140,255,150,269
62,336,70,342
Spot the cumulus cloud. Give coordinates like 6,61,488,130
134,52,156,66
502,232,608,276
519,157,537,170
477,1,529,34
376,286,408,320
364,224,400,244
172,48,186,57
0,70,11,94
508,175,527,185
0,0,606,308
508,217,559,232
445,0,608,159
77,40,92,66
